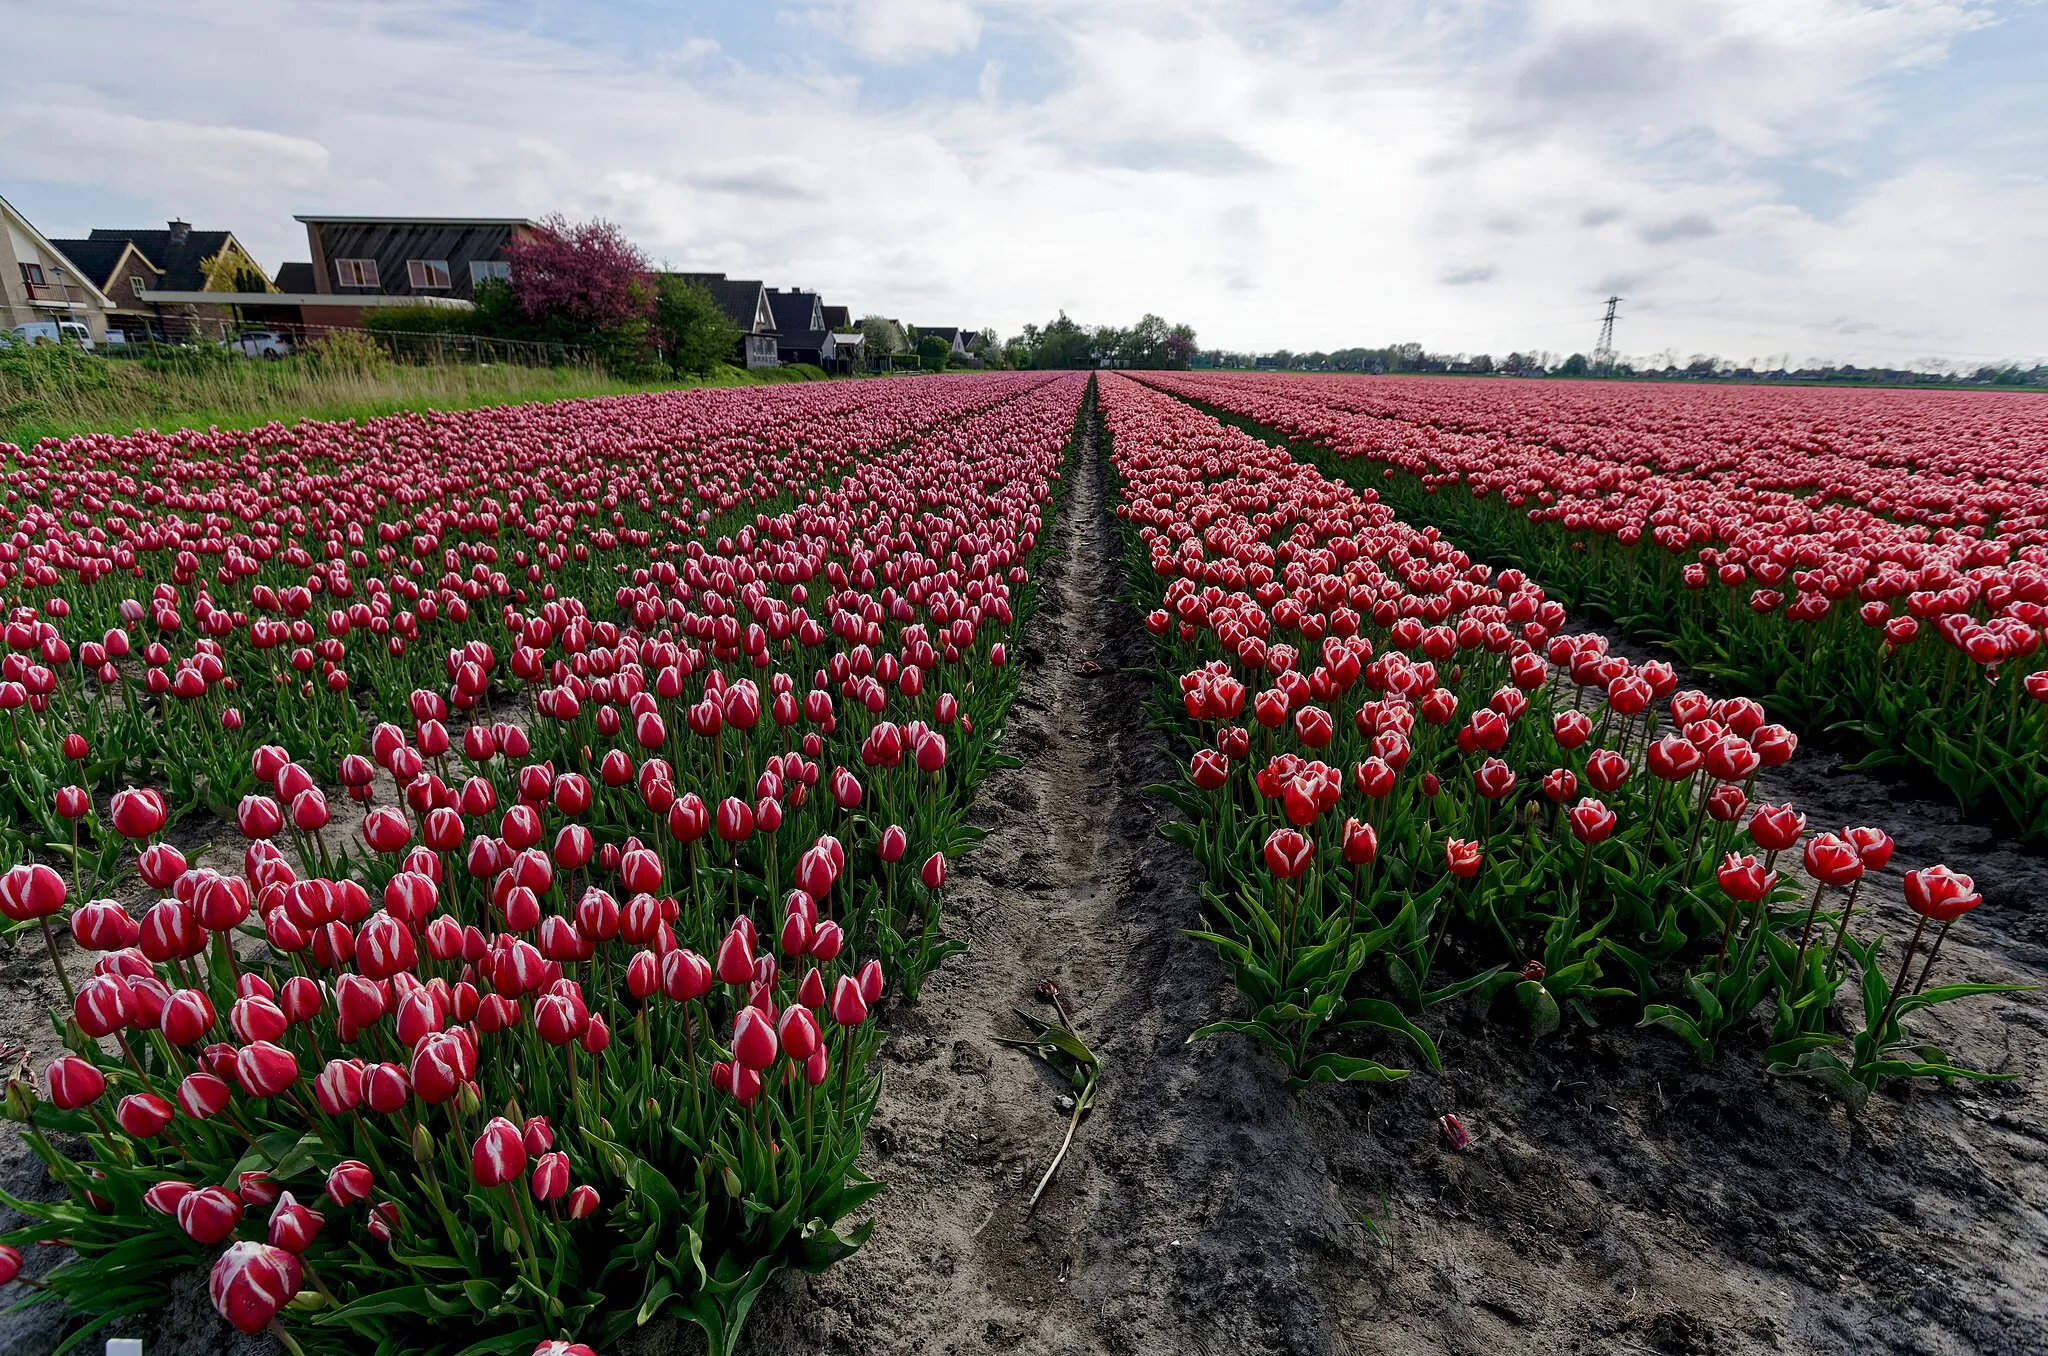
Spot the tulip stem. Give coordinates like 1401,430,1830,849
1822,878,1864,981
501,1181,544,1288
1868,914,1930,1049
1912,920,1956,995
1709,892,1744,984
68,818,82,904
1426,879,1459,979
268,1318,308,1356
39,918,75,1004
1789,879,1827,990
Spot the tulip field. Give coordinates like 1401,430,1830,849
0,371,1089,1354
1143,370,2048,836
1100,371,2018,1098
0,366,2039,1356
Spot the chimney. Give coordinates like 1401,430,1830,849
168,219,190,243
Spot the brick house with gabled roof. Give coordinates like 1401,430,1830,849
50,219,271,341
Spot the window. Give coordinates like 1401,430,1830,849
334,258,379,288
131,276,147,298
469,259,511,286
19,263,44,286
407,259,452,289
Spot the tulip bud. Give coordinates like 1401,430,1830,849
116,1091,176,1139
471,1116,528,1187
326,1159,374,1208
44,1054,106,1110
829,974,869,1027
733,1006,779,1070
177,1184,245,1244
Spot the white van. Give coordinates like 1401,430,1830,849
9,320,95,351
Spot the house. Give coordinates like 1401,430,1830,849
915,326,972,361
820,305,852,332
766,287,835,368
297,215,533,304
51,219,271,342
674,273,780,369
0,193,118,343
831,329,866,372
127,215,526,335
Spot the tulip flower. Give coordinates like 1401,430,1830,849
1341,818,1378,865
829,974,869,1027
234,1041,299,1099
176,1185,245,1244
1905,864,1980,923
44,1055,105,1110
530,1151,571,1201
108,787,167,840
177,1070,232,1120
471,1116,529,1187
268,1192,326,1253
208,1240,302,1336
1567,798,1616,845
1583,750,1630,794
732,1006,778,1070
1748,803,1806,855
326,1159,374,1208
116,1092,176,1139
1262,828,1313,880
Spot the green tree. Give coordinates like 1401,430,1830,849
858,316,907,365
654,276,741,377
917,334,950,372
1559,352,1590,376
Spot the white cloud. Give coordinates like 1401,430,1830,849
0,0,2038,365
0,97,331,193
824,0,984,63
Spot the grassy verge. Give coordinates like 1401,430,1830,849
0,346,834,448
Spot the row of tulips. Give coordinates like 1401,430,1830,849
1143,371,2048,835
0,372,1090,1355
0,372,1062,878
1096,372,2024,1104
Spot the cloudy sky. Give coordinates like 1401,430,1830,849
4,0,2045,368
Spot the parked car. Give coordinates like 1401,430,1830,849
230,330,295,359
9,320,95,351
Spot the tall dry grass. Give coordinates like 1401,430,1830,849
0,333,817,449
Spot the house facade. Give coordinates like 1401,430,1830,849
675,273,780,369
0,193,117,342
766,288,834,367
52,220,271,342
259,216,534,328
